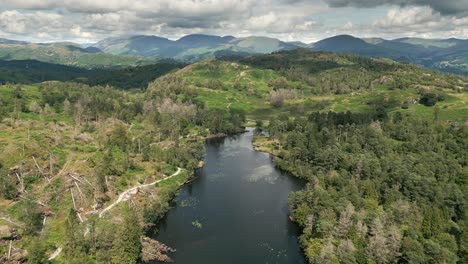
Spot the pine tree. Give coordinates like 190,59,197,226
27,238,46,264
20,199,42,235
63,208,85,263
111,206,142,264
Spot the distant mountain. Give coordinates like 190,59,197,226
93,35,175,57
1,34,466,74
93,33,466,74
0,38,29,45
310,35,468,75
0,59,184,89
393,37,464,48
0,43,159,68
176,34,231,48
92,34,301,61
233,36,298,53
311,35,402,58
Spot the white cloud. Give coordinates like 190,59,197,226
0,10,64,34
372,6,468,38
0,0,465,43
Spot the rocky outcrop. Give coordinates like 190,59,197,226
141,236,176,263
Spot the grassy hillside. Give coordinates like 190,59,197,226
169,49,467,121
163,49,467,263
0,79,244,262
242,50,468,264
0,49,466,263
0,44,158,68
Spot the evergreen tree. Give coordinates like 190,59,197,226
63,208,85,263
27,238,46,264
20,199,43,235
111,206,142,264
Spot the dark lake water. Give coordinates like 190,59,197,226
154,128,306,264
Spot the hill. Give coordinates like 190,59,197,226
164,49,467,121
0,38,29,45
0,43,160,68
247,50,468,264
92,34,301,61
0,74,244,262
0,49,466,263
92,33,468,74
0,59,184,89
2,34,466,74
312,35,468,75
311,35,401,58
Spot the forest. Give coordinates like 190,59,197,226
0,48,466,263
0,59,184,90
255,109,467,263
0,78,244,263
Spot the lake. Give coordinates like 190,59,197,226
155,128,306,264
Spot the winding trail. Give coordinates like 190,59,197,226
48,247,62,261
99,167,182,217
48,168,183,260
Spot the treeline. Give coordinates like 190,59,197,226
241,49,466,95
0,59,184,90
264,111,467,263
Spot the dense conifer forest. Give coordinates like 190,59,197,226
255,111,467,263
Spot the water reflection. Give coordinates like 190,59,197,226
154,129,306,264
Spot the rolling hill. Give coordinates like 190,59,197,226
163,49,467,120
311,35,402,58
0,34,466,74
311,35,468,75
93,34,467,74
0,42,160,68
92,34,300,61
0,59,184,89
0,48,466,264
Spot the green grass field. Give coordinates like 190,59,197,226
173,60,468,122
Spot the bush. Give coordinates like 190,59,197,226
419,93,438,106
269,89,298,108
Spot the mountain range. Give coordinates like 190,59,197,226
0,34,466,74
91,34,298,60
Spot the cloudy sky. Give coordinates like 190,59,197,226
0,0,467,43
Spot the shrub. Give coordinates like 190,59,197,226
419,93,438,106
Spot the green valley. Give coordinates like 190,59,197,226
0,48,466,264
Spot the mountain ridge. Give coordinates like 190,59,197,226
0,34,466,74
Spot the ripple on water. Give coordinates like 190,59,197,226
219,149,241,158
154,129,306,264
207,172,225,182
245,164,277,184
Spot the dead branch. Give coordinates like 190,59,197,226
32,156,44,175
67,173,82,183
70,189,76,210
74,182,85,201
15,173,24,193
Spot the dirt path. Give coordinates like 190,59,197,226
47,168,183,260
48,247,62,261
99,167,182,218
